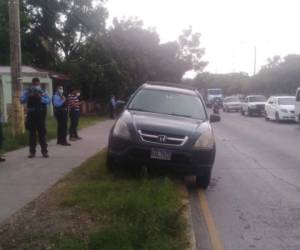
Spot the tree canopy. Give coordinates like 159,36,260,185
0,0,207,101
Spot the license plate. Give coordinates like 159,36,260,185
150,148,172,161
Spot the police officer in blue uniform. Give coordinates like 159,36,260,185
53,85,70,146
0,109,5,162
20,78,50,158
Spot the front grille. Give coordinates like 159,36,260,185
256,104,265,110
138,130,188,146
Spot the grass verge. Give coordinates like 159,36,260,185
1,115,104,152
0,151,189,250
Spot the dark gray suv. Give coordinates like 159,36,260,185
107,82,220,188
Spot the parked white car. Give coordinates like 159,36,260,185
241,95,267,116
295,88,300,124
265,96,295,121
223,96,242,112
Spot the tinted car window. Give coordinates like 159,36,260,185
248,96,267,102
128,89,207,120
278,97,295,105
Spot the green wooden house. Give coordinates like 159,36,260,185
0,66,54,123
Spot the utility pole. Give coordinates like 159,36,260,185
8,0,25,135
253,46,257,76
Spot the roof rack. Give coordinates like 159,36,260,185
144,81,197,91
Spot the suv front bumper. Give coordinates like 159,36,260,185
108,137,215,175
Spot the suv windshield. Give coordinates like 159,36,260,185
278,97,295,105
249,96,266,102
128,89,207,120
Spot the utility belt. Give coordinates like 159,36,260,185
54,106,68,112
27,106,47,113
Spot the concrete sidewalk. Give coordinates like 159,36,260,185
0,120,113,224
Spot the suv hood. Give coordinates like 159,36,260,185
227,102,241,105
279,104,295,111
126,110,205,138
249,102,266,105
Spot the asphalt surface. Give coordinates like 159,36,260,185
193,112,300,250
0,120,114,224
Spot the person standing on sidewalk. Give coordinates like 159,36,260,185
68,88,82,141
53,85,71,146
109,95,116,119
0,109,5,162
20,78,50,158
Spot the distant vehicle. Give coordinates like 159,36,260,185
265,96,295,122
223,96,242,112
107,82,220,188
295,88,300,124
206,88,223,107
241,95,267,116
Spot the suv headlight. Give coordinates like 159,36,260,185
113,119,131,139
249,104,256,109
194,128,214,149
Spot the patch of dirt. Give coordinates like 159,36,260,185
0,182,99,250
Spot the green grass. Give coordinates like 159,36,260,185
1,115,104,153
52,151,188,250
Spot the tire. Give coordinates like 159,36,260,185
106,153,118,172
265,113,269,121
241,109,245,116
247,109,252,117
298,115,300,126
196,168,212,189
275,112,280,122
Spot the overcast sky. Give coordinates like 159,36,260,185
106,0,300,76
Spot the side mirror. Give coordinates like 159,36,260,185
116,100,126,114
116,100,126,108
210,114,221,123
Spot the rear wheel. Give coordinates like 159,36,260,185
196,168,212,189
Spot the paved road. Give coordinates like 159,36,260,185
0,120,113,224
194,112,300,250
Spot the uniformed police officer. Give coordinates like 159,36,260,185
0,109,5,162
53,85,70,146
20,78,50,158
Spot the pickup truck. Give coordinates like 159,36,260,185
240,95,267,117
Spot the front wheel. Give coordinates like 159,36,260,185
275,112,280,122
247,109,252,117
265,113,269,121
106,153,119,172
196,168,212,189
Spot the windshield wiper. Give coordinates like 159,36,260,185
168,113,193,118
128,108,149,112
